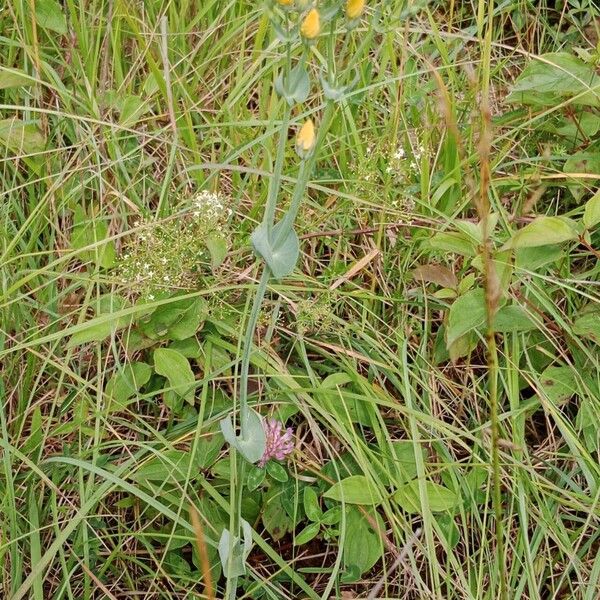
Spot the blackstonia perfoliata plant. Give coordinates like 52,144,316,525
216,1,370,595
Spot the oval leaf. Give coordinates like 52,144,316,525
503,216,579,249
323,475,382,505
393,480,459,514
153,348,195,404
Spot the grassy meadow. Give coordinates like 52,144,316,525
2,0,600,598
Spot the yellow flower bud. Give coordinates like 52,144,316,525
346,0,365,20
300,8,320,40
276,0,294,6
296,119,316,155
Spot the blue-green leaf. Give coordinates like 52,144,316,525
220,409,266,464
251,221,299,278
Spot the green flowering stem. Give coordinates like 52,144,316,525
276,101,336,243
238,267,270,433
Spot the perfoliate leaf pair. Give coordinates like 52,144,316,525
220,409,266,464
251,221,300,279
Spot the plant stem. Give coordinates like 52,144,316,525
238,266,270,432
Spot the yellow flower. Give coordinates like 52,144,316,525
276,0,294,5
296,119,316,155
300,8,320,40
346,0,366,20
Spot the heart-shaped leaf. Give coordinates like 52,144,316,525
251,221,299,279
220,409,266,464
218,520,253,578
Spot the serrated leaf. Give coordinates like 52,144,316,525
583,190,600,229
154,348,195,405
35,0,68,34
503,216,579,250
393,480,459,514
324,475,382,505
251,221,299,278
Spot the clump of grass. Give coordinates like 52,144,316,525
2,1,600,599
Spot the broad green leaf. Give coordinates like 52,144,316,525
573,310,600,345
195,429,225,469
577,400,599,453
321,372,353,389
0,68,33,90
205,234,228,269
169,336,202,358
303,487,322,522
429,231,477,256
140,296,207,340
323,475,382,505
262,489,292,541
393,480,459,513
67,295,130,347
105,362,152,405
321,506,341,525
35,0,68,34
266,461,288,483
246,466,266,491
390,441,422,483
493,305,537,333
153,348,195,405
564,149,600,181
503,216,579,250
343,507,385,576
134,450,198,483
119,94,148,126
294,522,320,546
446,288,486,348
539,365,578,404
507,52,600,107
0,118,45,154
583,190,600,229
251,221,300,278
71,205,116,268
